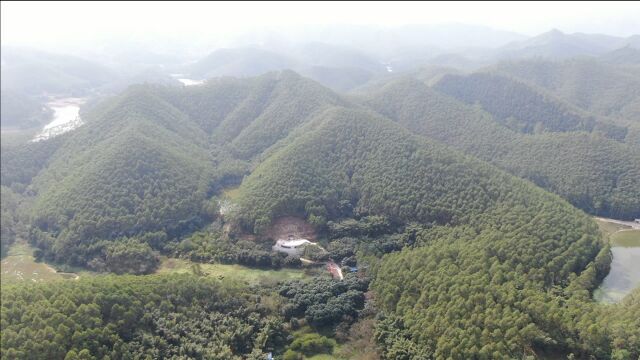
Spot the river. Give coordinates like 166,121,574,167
170,73,205,86
32,97,86,142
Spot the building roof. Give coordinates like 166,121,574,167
275,239,313,247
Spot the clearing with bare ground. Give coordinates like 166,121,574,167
266,216,317,241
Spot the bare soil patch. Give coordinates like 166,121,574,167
267,216,317,240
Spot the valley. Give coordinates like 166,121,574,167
31,97,85,141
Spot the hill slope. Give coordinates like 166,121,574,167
360,77,640,219
498,29,633,59
433,72,626,138
19,71,348,269
233,106,637,357
29,87,213,267
189,47,296,79
0,47,114,96
0,91,51,129
491,58,640,124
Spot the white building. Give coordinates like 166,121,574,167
272,239,314,257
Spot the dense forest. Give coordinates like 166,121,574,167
231,105,639,357
490,58,640,123
359,77,640,219
0,72,349,271
0,275,289,359
433,72,626,138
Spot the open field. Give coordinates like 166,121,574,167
611,230,640,247
157,257,320,286
1,241,78,284
594,218,632,238
1,241,319,288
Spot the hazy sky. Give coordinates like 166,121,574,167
2,1,640,50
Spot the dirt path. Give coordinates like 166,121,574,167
595,217,640,230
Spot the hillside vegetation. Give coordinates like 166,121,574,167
0,275,288,359
2,72,347,271
359,77,640,219
1,70,639,358
491,58,640,123
233,106,638,358
434,72,626,138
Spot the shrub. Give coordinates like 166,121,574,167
289,333,336,356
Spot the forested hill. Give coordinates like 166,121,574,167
2,69,638,274
489,58,640,123
7,71,347,270
29,86,213,268
188,47,296,79
433,72,626,138
235,105,597,235
358,77,640,219
156,70,347,159
1,69,639,358
233,106,638,357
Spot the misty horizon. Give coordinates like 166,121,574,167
2,1,639,58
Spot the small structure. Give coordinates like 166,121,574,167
272,238,314,257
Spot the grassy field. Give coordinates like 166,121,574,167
157,257,316,286
222,186,242,200
1,241,78,284
594,218,631,238
2,242,317,287
610,230,640,247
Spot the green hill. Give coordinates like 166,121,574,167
19,71,348,270
233,106,637,357
1,70,638,358
29,87,213,268
0,47,114,96
359,77,640,219
0,91,52,129
0,134,67,188
491,58,640,124
189,47,296,79
433,72,625,138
